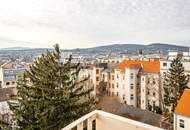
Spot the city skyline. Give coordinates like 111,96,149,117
0,0,190,49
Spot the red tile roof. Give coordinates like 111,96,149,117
175,89,190,117
117,59,160,73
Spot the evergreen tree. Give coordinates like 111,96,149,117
163,55,188,119
8,44,94,130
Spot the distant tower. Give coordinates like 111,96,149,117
138,49,143,56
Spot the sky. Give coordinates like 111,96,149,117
0,0,190,49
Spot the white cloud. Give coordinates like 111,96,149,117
0,0,189,48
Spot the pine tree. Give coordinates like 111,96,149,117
8,44,94,130
163,55,188,120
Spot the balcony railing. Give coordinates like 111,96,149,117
62,110,165,130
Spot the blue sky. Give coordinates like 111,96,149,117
0,0,190,49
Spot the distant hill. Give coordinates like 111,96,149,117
0,43,189,55
0,47,52,51
146,43,188,51
0,47,32,50
67,43,189,55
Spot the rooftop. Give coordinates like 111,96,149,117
0,87,17,101
1,61,27,70
117,59,160,73
175,89,190,117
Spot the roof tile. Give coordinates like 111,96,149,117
175,89,190,117
117,59,160,73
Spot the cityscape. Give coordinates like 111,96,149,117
0,0,190,130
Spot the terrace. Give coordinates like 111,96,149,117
62,110,165,130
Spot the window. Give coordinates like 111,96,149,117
102,74,105,80
123,76,125,80
130,73,134,79
112,83,114,88
92,120,96,130
153,101,155,107
116,83,119,88
96,69,99,74
123,94,125,100
153,92,156,96
96,76,99,81
130,94,134,100
71,127,77,130
148,100,150,105
116,92,119,96
108,74,111,80
188,76,190,81
108,91,110,96
147,78,150,84
83,120,87,130
147,90,150,95
130,84,134,89
117,74,119,79
6,82,10,86
153,80,156,84
163,62,167,67
112,75,114,80
179,119,185,128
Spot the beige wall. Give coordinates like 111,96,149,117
97,115,148,130
174,113,190,130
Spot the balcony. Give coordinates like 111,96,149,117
62,110,165,130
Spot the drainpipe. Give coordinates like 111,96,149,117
174,113,177,130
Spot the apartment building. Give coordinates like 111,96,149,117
115,63,140,106
160,51,190,87
0,61,27,88
90,59,161,110
140,73,161,110
0,87,17,125
114,59,161,110
91,63,108,95
174,89,190,130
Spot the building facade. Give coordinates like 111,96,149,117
90,59,161,111
0,61,27,88
115,59,161,110
174,89,190,130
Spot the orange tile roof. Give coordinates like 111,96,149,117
117,59,160,73
175,89,190,117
